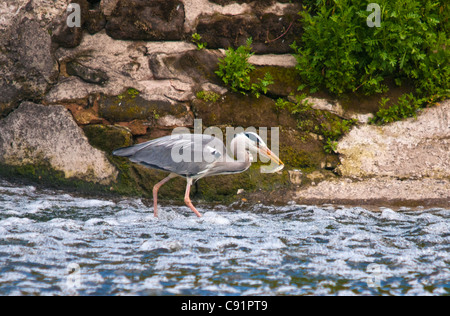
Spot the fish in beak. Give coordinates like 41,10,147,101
258,146,284,172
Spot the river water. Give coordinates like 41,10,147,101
0,180,448,296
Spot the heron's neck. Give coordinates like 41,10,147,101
231,150,252,163
229,137,253,161
211,149,251,176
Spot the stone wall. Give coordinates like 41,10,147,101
0,0,448,205
0,0,313,198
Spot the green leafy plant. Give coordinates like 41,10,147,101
293,0,449,102
276,95,356,152
192,33,207,50
321,119,355,141
275,94,313,114
324,139,338,154
251,73,274,98
216,38,273,98
369,93,423,125
321,117,357,153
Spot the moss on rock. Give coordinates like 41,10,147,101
250,66,303,97
192,92,297,128
98,90,187,123
83,124,133,153
0,162,109,194
198,164,290,203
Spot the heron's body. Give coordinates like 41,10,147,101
113,134,251,180
113,132,282,218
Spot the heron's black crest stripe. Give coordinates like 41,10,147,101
244,132,260,145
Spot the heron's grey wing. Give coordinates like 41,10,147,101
118,134,226,177
112,135,182,157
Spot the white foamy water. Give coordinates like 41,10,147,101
0,180,448,296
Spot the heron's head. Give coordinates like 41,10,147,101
232,132,284,167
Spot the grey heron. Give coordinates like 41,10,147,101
113,132,284,218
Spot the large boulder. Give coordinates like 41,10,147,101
337,100,450,179
0,102,118,185
0,0,64,117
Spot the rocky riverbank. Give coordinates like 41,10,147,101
0,0,448,207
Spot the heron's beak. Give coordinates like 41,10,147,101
259,146,284,166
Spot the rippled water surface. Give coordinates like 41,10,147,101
0,180,449,296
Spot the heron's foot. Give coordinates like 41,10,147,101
184,198,202,218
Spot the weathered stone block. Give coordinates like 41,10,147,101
105,0,185,41
98,89,189,123
0,17,58,116
338,100,450,179
0,102,118,185
196,12,301,54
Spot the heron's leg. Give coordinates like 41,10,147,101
184,179,202,218
153,173,177,218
